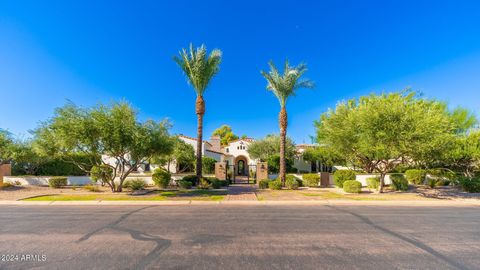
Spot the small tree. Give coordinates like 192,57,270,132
152,137,195,173
34,102,174,192
202,157,217,174
316,91,454,192
212,125,239,146
0,130,14,184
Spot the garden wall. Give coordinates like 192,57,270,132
4,175,185,186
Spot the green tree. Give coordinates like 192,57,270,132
152,137,195,173
34,102,174,192
212,125,239,146
201,156,217,174
302,146,345,168
247,134,296,173
174,44,222,179
315,91,454,192
0,130,14,165
261,60,314,185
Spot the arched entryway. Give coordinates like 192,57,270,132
234,156,248,176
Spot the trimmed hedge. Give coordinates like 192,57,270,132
177,180,192,189
343,180,362,193
366,177,379,190
48,176,68,188
303,173,320,187
334,170,356,188
405,169,426,185
268,180,282,190
390,174,408,191
285,176,299,190
152,168,171,189
182,175,198,186
258,179,270,189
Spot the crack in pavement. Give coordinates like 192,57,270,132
325,205,470,270
76,206,171,270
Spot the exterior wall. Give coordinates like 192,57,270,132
205,150,222,162
225,140,255,165
3,175,185,186
355,174,392,186
0,164,12,176
293,156,311,173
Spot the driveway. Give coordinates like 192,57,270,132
0,205,479,269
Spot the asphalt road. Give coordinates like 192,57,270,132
0,205,479,270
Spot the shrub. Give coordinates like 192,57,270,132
83,184,100,192
48,177,68,188
268,180,282,190
333,170,356,188
208,178,223,189
177,180,192,189
285,176,299,190
123,178,146,191
427,178,438,188
303,173,320,187
390,174,408,191
405,169,426,185
457,177,480,193
202,157,217,174
182,175,198,186
343,180,362,193
0,182,14,189
366,177,379,190
258,179,270,189
152,168,171,189
197,178,211,190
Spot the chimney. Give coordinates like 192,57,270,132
210,135,221,152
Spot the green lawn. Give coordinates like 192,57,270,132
23,189,227,201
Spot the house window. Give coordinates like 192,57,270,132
226,148,229,153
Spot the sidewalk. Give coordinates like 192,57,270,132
225,185,258,201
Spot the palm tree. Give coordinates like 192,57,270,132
261,60,315,185
174,44,222,179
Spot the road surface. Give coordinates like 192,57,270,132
0,205,479,269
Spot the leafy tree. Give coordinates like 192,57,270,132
315,91,454,192
302,146,346,168
33,102,174,192
152,137,195,173
261,60,314,185
201,156,217,174
247,134,296,161
0,130,14,165
212,125,238,146
444,131,480,177
174,43,222,179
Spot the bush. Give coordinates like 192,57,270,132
123,178,146,191
390,174,408,191
177,180,192,189
427,178,438,188
366,177,379,190
333,170,356,188
152,168,171,189
197,178,211,190
48,177,68,188
343,180,362,193
405,169,426,185
303,173,320,187
202,157,217,174
0,182,14,189
457,177,480,193
182,175,198,186
83,184,100,192
258,179,270,189
285,176,299,190
268,180,282,190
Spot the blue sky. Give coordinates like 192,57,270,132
1,1,480,143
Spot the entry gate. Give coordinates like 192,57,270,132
227,164,257,184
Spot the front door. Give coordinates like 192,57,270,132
237,160,245,176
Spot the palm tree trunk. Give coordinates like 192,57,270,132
279,106,287,186
195,95,205,180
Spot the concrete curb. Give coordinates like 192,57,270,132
1,199,479,206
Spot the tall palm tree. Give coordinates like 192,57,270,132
261,60,315,185
174,44,222,179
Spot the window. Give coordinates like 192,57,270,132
226,148,229,153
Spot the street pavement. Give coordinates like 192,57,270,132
0,205,479,270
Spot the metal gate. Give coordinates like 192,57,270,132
226,164,257,184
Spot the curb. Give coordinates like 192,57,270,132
1,199,479,206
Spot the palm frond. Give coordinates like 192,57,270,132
260,59,315,106
173,43,222,96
